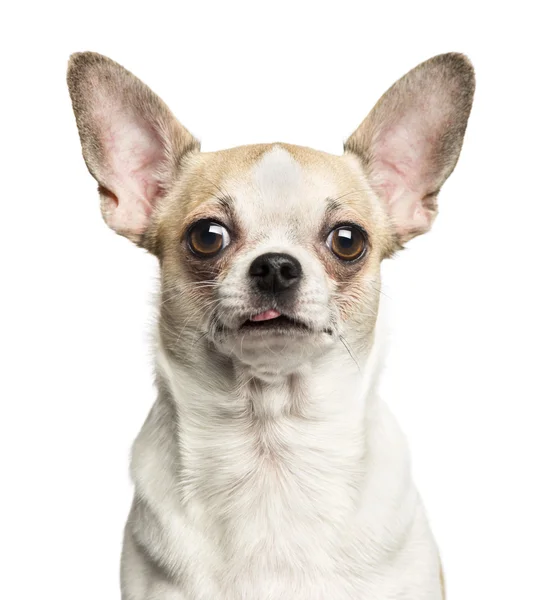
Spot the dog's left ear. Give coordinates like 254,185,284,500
345,53,475,245
67,52,199,244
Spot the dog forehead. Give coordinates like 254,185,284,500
227,145,343,231
153,143,394,258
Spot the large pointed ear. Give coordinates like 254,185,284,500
67,52,199,244
345,53,475,246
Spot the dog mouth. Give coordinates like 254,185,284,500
239,309,311,333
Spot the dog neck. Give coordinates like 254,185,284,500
156,327,383,427
150,331,386,532
131,318,417,579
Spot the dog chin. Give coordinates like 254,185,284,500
212,324,334,372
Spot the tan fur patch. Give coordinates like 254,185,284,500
148,143,395,259
145,143,396,345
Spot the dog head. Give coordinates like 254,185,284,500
68,53,474,377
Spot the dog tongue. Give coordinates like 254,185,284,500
250,309,281,322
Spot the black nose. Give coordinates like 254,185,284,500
249,252,302,294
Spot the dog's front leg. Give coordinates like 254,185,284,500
121,527,194,600
123,579,189,600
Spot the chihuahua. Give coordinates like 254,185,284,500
68,52,474,599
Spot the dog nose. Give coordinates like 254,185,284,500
249,252,302,294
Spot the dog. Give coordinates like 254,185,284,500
68,51,474,599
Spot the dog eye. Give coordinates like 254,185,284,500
187,220,231,258
326,225,368,261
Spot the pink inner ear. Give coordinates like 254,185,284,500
371,117,438,236
94,98,165,236
346,54,474,242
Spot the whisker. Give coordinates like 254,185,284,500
339,335,361,372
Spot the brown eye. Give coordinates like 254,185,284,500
187,220,231,258
326,225,368,261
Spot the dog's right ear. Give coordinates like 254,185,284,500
67,52,199,244
345,53,474,248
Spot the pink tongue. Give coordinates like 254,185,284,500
250,309,281,322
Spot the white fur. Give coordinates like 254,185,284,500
120,148,443,599
123,320,441,599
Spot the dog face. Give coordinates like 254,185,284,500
68,53,474,375
152,144,393,372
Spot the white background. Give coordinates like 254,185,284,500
1,1,542,598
